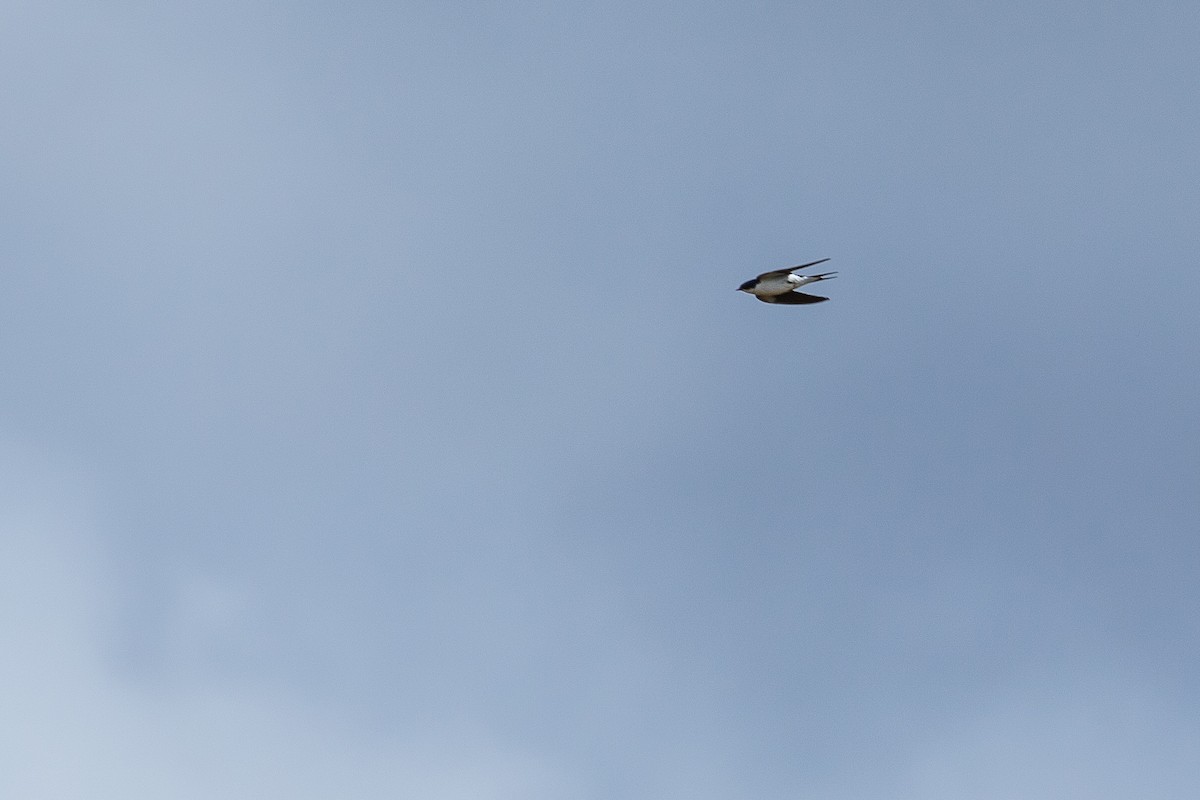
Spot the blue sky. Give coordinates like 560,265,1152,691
3,2,1199,797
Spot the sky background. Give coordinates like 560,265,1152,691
3,1,1199,797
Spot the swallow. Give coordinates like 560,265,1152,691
737,258,836,304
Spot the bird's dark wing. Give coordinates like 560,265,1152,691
785,257,831,273
753,268,796,280
753,257,831,281
758,291,828,304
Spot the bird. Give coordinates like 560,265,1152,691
737,258,836,304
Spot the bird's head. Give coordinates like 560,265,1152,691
737,279,757,292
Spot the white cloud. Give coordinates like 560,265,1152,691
0,452,571,800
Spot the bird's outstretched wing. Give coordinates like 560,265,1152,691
786,257,832,272
754,257,831,281
758,291,828,304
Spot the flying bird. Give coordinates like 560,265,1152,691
738,258,836,304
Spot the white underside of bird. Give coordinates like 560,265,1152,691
745,272,827,297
